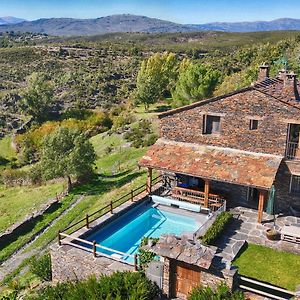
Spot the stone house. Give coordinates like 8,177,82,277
140,65,300,223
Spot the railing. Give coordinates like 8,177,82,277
238,275,296,300
62,177,162,235
171,187,225,211
58,232,138,270
58,174,163,267
285,141,299,160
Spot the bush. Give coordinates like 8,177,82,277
138,237,159,270
29,253,52,281
28,272,158,300
200,212,232,245
1,168,28,186
188,283,245,300
124,120,157,148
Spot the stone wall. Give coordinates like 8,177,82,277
159,89,300,156
51,244,134,283
274,161,300,212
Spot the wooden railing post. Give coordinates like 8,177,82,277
110,201,113,213
257,190,266,223
134,254,138,271
204,179,210,208
93,240,96,257
58,230,61,246
131,190,134,202
86,214,89,229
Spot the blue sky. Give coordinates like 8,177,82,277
1,0,300,23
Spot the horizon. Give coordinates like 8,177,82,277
2,13,300,25
1,0,300,24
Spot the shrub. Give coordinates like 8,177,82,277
1,168,28,186
124,119,157,148
200,212,232,245
28,272,158,300
29,253,52,281
188,283,245,300
138,237,159,270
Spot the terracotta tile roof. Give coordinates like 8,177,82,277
139,139,283,189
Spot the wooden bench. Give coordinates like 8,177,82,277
281,225,300,244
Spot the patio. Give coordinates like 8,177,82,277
214,206,300,265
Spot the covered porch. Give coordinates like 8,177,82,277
140,139,283,223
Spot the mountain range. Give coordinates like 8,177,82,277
0,14,300,36
0,16,26,25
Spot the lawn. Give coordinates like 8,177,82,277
233,243,300,291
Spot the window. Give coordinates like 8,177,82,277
290,175,300,196
203,115,221,134
249,119,259,130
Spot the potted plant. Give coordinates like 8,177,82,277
266,228,279,240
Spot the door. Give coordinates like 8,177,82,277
174,261,201,298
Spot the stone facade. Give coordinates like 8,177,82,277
159,89,300,156
51,243,134,283
158,85,300,213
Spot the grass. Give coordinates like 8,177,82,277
0,182,64,233
233,243,300,291
0,136,16,160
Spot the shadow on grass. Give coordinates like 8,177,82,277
70,170,145,196
0,201,62,260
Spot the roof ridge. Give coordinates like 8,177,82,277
158,87,252,118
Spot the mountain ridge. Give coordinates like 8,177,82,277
0,14,300,36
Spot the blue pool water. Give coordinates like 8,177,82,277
86,204,199,262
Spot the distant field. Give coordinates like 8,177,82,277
61,30,300,52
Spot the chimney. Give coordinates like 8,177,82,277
282,71,299,100
278,69,288,80
258,64,270,81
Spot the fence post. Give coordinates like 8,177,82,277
93,240,96,257
131,190,134,202
110,201,113,213
86,214,89,229
134,254,138,271
58,230,61,246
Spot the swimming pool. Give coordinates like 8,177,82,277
86,203,200,263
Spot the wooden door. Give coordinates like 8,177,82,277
175,261,201,298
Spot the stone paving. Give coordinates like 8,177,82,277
214,206,300,265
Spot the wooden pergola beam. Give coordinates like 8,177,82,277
204,179,210,208
257,190,266,223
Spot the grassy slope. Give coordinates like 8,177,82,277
233,243,300,291
0,136,16,160
0,182,64,233
0,108,157,287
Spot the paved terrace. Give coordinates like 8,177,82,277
214,206,300,264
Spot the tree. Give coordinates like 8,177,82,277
41,127,96,191
172,63,220,107
21,72,54,122
136,52,178,109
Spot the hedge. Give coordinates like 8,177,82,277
200,211,232,245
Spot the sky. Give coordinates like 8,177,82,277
0,0,300,24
